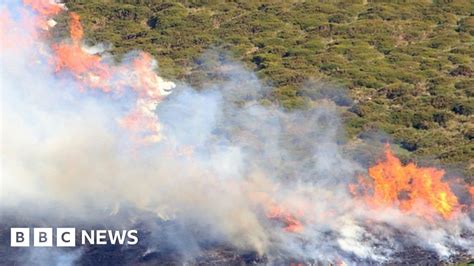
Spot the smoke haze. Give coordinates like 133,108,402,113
0,1,472,265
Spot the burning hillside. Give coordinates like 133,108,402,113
351,145,464,220
0,1,473,265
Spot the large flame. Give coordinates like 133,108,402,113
52,12,111,91
22,0,175,144
351,145,461,220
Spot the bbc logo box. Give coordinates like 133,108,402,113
11,228,76,247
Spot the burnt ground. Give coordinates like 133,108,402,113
0,211,472,266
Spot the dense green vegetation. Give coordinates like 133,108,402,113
63,0,473,178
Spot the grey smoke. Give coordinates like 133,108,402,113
1,5,473,265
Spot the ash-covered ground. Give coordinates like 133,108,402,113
1,210,472,266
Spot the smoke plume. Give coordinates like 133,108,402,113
0,1,472,264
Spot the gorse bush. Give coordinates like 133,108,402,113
65,0,474,178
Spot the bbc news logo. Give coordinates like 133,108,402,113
11,228,138,247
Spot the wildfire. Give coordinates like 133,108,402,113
23,0,65,31
118,52,175,143
131,52,173,99
469,186,474,208
69,12,83,43
52,43,111,90
23,0,63,17
249,187,304,233
259,197,303,233
119,99,164,144
267,203,304,233
351,145,462,220
51,12,111,92
21,0,174,144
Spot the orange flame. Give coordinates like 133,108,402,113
69,12,83,44
119,101,163,144
250,190,304,233
130,52,172,100
51,13,172,143
266,202,304,233
117,52,175,144
469,186,474,208
23,0,62,17
351,145,462,219
52,44,111,92
48,12,111,91
20,1,174,144
22,0,64,31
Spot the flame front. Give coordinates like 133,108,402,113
351,145,461,219
51,12,111,91
22,1,175,144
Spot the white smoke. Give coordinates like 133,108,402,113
0,2,472,265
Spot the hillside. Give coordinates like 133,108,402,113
63,0,473,178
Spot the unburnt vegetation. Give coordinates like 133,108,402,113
63,0,473,178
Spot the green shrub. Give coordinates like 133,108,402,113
66,0,474,179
